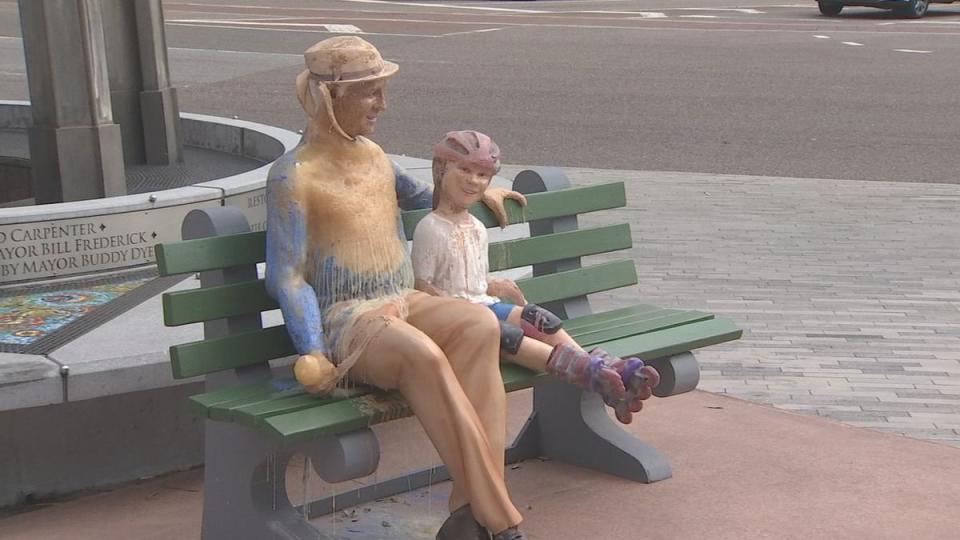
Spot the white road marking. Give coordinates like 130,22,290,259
323,24,362,33
169,46,302,59
161,18,960,39
442,27,505,37
893,49,932,53
170,19,367,33
680,15,719,19
673,8,765,14
169,16,513,29
167,22,434,38
842,41,864,46
337,0,545,14
573,11,667,17
813,35,830,39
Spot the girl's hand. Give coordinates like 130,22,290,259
487,277,527,305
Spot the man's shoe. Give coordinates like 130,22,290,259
492,526,526,540
436,504,490,540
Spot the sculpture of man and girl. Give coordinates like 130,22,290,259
265,36,659,540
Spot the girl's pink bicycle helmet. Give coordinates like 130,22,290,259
432,130,501,174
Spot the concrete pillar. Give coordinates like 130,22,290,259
101,0,183,166
135,0,183,165
18,0,126,204
101,0,145,164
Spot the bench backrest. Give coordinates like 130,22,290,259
156,178,634,380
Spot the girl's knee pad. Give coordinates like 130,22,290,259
499,321,524,354
520,303,563,339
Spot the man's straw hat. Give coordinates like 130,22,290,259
304,36,399,83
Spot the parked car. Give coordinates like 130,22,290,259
817,0,955,18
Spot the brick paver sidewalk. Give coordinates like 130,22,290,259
502,166,960,447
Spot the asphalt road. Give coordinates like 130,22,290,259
1,0,959,183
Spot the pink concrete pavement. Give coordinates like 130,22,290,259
2,389,959,539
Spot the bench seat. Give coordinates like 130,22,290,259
184,305,739,445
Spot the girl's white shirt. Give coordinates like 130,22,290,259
411,212,500,305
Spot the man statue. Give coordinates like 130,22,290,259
265,36,527,540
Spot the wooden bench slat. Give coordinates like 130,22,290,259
156,231,266,277
518,260,637,305
263,397,407,445
155,184,627,277
164,257,638,329
200,379,368,424
188,313,739,443
184,310,709,430
169,305,689,381
208,383,318,422
597,318,743,361
163,280,277,327
563,304,669,332
488,224,631,272
499,363,543,392
224,392,333,425
575,311,714,347
256,320,740,445
196,361,545,429
188,378,285,418
172,325,293,380
214,387,366,424
160,227,633,329
260,364,541,445
402,183,626,239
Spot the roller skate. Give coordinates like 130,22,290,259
545,344,626,408
591,348,661,424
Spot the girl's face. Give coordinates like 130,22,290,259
440,161,493,211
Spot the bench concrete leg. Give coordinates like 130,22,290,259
202,420,328,540
649,352,700,398
509,376,672,483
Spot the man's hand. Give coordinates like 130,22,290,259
294,352,338,395
487,277,527,305
481,187,527,228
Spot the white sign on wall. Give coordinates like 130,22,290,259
0,201,218,284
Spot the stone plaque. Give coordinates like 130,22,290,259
0,201,218,284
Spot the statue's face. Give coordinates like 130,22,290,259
331,79,387,137
440,161,493,211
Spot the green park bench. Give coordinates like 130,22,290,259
156,167,742,539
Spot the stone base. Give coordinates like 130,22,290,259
28,124,127,203
0,156,31,204
141,87,183,165
0,382,203,507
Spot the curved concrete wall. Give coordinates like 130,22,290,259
0,101,300,284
